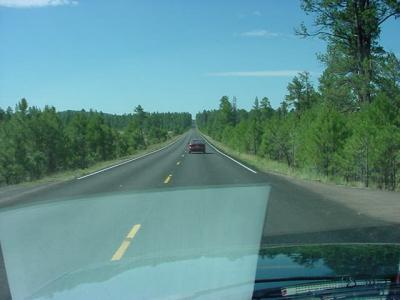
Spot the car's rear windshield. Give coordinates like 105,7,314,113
191,140,203,144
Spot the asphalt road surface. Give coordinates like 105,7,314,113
2,128,398,243
1,128,399,299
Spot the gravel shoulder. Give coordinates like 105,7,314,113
287,176,400,224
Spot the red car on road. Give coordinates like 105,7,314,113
188,139,206,154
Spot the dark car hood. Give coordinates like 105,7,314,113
1,185,399,299
26,244,400,300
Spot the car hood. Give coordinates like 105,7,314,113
25,244,400,300
1,185,399,300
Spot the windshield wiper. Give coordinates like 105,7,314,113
255,275,358,284
252,275,400,299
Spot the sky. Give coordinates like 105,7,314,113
0,0,399,117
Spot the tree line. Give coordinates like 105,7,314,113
197,0,400,190
0,100,192,185
58,110,132,130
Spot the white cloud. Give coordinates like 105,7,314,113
239,29,295,39
0,0,78,8
238,11,262,19
207,70,304,77
240,29,280,38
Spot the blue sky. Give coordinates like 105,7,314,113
0,0,399,116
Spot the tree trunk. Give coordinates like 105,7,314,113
365,143,369,187
353,0,373,104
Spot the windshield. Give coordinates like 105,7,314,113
0,1,399,300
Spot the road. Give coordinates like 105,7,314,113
1,128,399,299
3,128,396,243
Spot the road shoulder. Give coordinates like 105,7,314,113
199,131,400,224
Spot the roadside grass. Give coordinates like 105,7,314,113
201,132,369,190
8,134,184,189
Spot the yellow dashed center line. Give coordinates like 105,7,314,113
164,174,172,184
176,161,181,165
127,224,141,238
111,224,141,261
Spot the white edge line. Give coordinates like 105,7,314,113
200,134,257,174
77,136,184,180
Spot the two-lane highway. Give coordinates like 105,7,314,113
3,128,397,244
1,129,264,204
